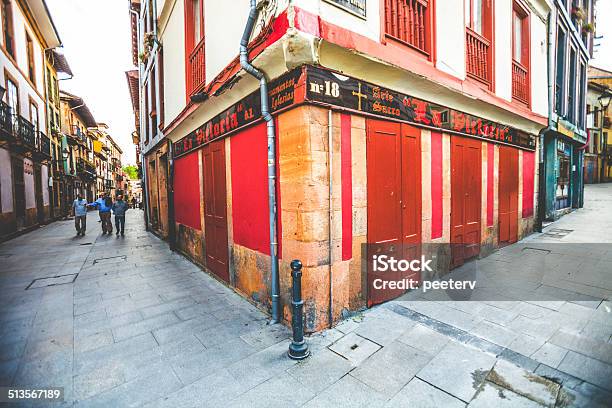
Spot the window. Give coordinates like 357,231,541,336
511,2,529,105
384,0,433,56
568,47,576,123
6,77,18,116
1,0,15,59
578,61,586,128
26,32,35,84
555,26,566,115
185,0,205,96
30,102,38,132
465,0,493,88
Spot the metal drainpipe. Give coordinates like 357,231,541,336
240,0,280,324
168,141,176,251
328,109,333,327
536,10,556,233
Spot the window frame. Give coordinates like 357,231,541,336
382,0,435,59
1,0,15,59
511,0,530,106
464,0,495,90
184,0,205,97
25,31,36,85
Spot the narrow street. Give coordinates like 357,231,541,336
0,185,611,407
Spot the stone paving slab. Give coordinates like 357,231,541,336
1,186,612,407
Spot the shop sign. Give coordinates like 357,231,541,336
557,120,575,139
304,66,536,150
173,69,302,158
323,0,367,18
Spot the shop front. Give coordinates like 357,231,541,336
543,120,585,220
170,65,539,332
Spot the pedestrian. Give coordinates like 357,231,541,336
72,193,88,236
112,194,129,236
90,193,113,234
131,196,137,209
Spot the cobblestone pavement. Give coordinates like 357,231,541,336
0,185,611,407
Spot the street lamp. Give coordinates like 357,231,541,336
62,148,70,160
598,92,611,182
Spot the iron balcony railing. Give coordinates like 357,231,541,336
38,132,51,159
0,101,13,137
16,116,36,147
77,158,96,175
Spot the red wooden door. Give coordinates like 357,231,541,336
498,146,519,244
367,119,421,306
451,136,482,268
203,140,230,282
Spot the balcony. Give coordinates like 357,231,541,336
77,158,96,182
105,179,114,189
466,28,491,87
15,116,36,149
32,132,52,161
0,101,13,141
384,0,430,55
187,38,206,95
512,60,529,105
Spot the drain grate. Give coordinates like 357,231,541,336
134,244,152,249
522,247,551,254
544,228,574,239
0,253,12,258
26,273,78,290
93,255,127,264
79,242,93,246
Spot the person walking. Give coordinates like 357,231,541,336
90,193,113,234
112,195,129,236
131,196,137,209
72,193,88,236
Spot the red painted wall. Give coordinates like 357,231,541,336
431,131,443,239
174,151,201,230
230,123,271,255
487,143,495,226
341,114,352,260
522,151,535,218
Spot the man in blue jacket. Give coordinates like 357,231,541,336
72,193,88,236
112,195,129,236
90,193,113,234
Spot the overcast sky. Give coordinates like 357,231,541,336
591,0,612,72
43,1,611,167
46,0,137,165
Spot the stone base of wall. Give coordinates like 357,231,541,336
0,212,17,237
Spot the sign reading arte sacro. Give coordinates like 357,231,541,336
304,66,536,151
173,65,536,158
323,0,367,18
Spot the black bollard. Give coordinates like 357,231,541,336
288,259,310,360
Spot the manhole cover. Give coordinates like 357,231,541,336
93,255,127,264
544,229,573,239
26,273,78,290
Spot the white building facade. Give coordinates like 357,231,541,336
0,0,62,238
